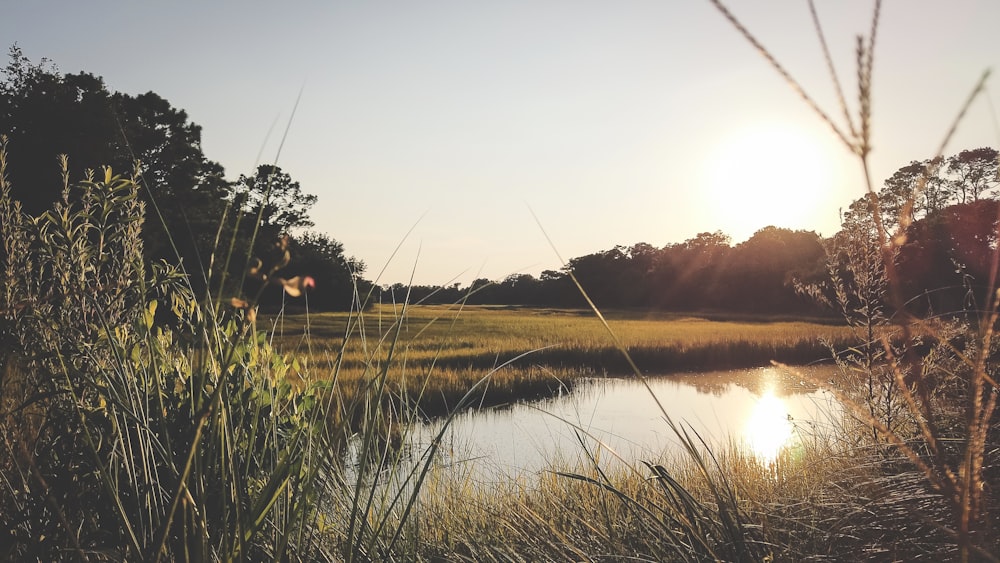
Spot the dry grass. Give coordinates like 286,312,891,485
265,304,856,416
390,418,967,561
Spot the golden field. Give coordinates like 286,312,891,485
266,304,857,416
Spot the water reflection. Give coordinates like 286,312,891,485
415,365,840,480
744,391,792,462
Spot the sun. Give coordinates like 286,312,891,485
703,124,836,239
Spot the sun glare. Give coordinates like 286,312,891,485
704,124,835,239
744,390,793,463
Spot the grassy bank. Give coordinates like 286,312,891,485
403,420,963,561
266,304,857,416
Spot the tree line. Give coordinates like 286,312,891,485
3,45,996,317
0,46,365,311
387,147,999,318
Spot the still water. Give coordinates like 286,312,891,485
412,365,841,480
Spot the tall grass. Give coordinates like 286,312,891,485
0,136,471,561
709,0,999,558
0,140,332,559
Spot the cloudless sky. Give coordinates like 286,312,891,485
2,1,999,285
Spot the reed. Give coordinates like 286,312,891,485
0,138,454,561
710,0,999,557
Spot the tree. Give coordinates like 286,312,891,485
879,158,946,233
566,246,630,307
112,90,232,264
232,164,317,255
235,165,317,232
874,148,999,236
897,199,1000,315
0,46,232,287
650,232,732,310
723,227,825,313
271,232,365,311
945,147,999,204
498,273,542,305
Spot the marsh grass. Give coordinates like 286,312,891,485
270,305,855,417
392,404,969,561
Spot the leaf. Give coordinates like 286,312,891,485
144,300,157,329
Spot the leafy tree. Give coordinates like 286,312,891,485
0,45,232,287
498,273,543,305
945,147,999,204
466,278,501,304
0,48,358,310
112,91,231,264
278,231,365,311
874,148,998,236
722,227,825,313
836,148,1000,318
566,246,630,308
897,199,1000,315
879,158,946,233
651,231,732,310
233,164,318,247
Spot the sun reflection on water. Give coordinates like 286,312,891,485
743,389,793,463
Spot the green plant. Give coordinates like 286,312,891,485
0,137,336,560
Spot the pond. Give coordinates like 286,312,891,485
410,364,842,481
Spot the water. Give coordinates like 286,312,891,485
411,365,841,481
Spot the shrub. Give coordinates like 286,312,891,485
0,137,334,560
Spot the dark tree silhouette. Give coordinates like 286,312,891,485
722,227,826,313
232,164,318,255
879,159,944,231
285,232,366,311
0,46,232,287
653,231,732,310
897,199,1000,315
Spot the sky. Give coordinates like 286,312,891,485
2,1,999,286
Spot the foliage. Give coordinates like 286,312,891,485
233,164,317,252
0,45,232,285
0,142,336,560
270,231,366,312
0,46,362,311
410,227,830,314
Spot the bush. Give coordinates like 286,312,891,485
0,138,334,560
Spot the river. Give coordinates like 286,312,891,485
407,364,842,481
